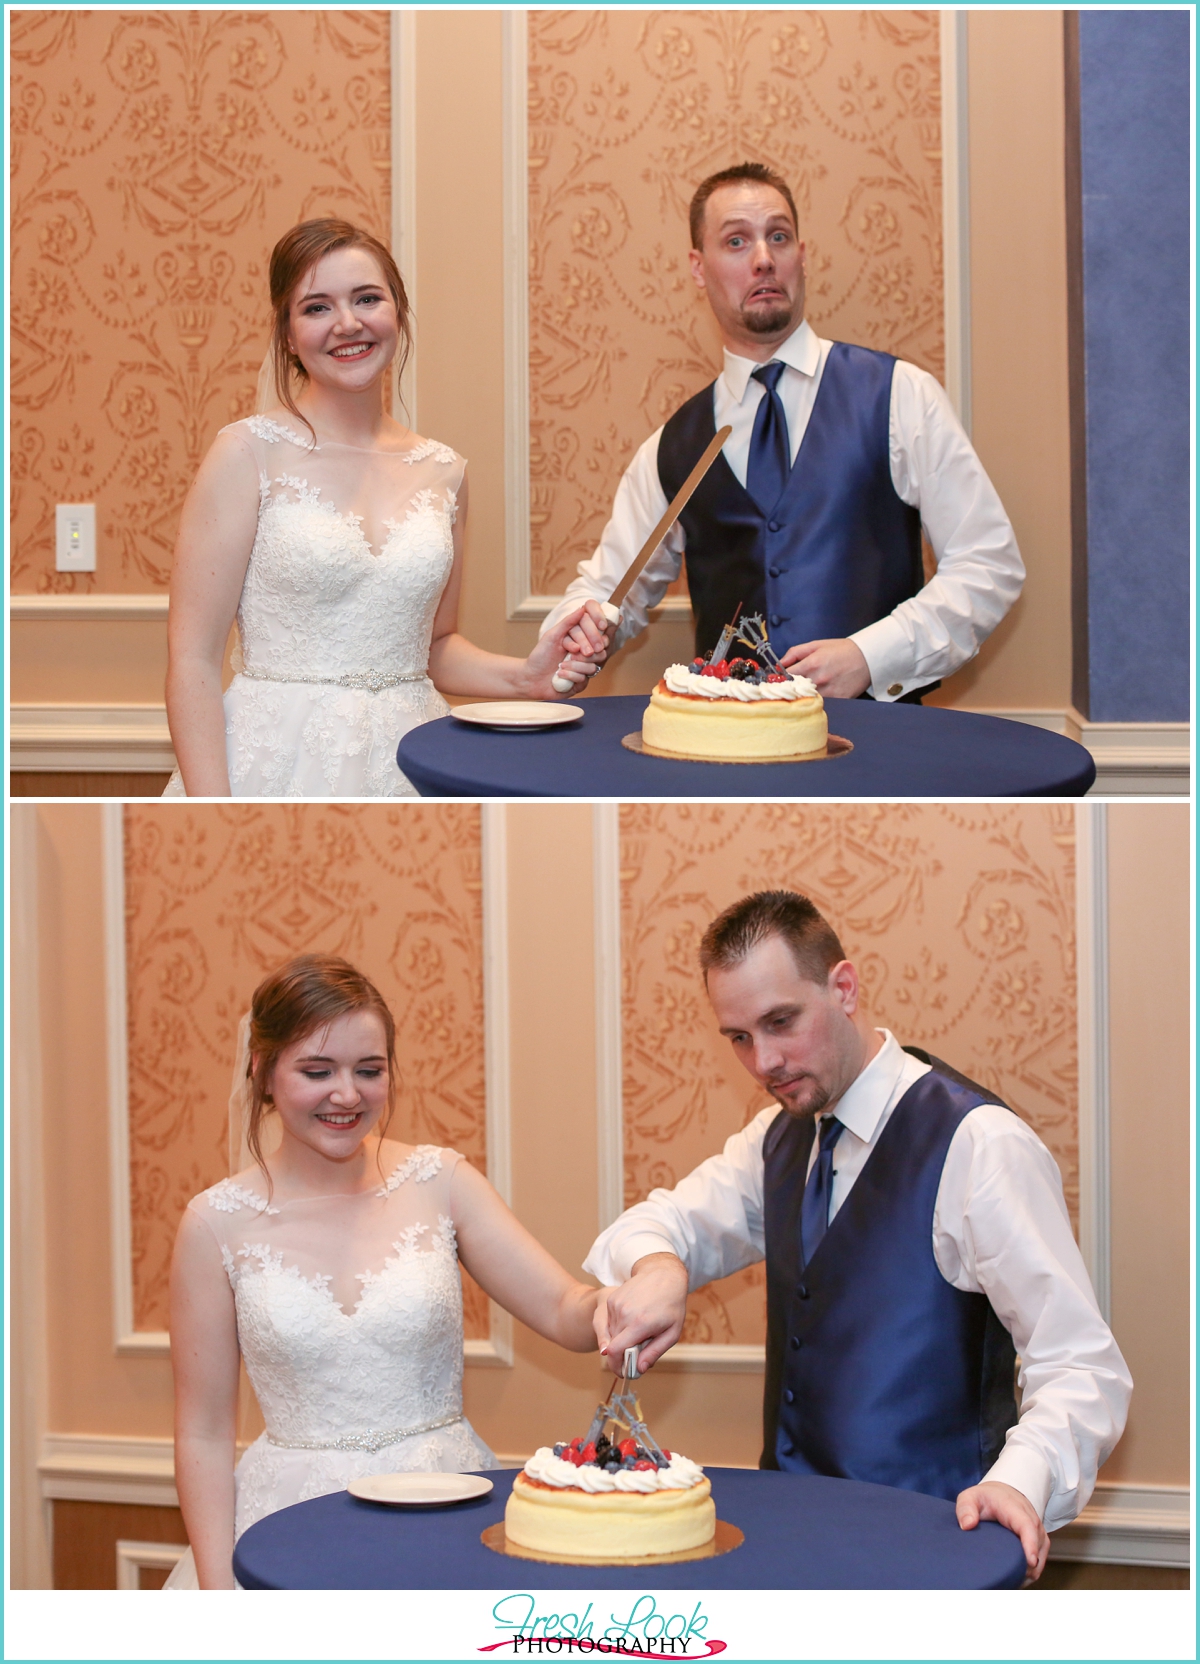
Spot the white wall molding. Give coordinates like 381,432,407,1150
10,593,168,622
960,708,1190,796
101,805,512,1365
940,10,972,432
592,804,624,1232
502,9,533,621
475,803,515,1367
1075,803,1111,1320
40,1436,179,1510
116,1539,187,1589
12,704,175,773
391,8,418,429
1050,1483,1191,1569
9,808,54,1589
655,1345,764,1374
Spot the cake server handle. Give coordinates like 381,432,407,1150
623,1345,641,1382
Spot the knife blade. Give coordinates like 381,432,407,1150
551,424,732,691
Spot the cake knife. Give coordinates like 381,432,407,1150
550,424,733,693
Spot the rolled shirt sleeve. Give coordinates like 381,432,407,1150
935,1107,1133,1531
584,1108,775,1290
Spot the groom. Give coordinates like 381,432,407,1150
541,162,1024,703
585,890,1131,1581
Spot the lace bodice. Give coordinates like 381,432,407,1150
224,415,463,685
194,1145,469,1449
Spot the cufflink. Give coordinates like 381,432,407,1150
887,683,903,697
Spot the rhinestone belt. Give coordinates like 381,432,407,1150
267,1412,464,1454
239,666,428,694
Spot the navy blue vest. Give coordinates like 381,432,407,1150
761,1052,1018,1501
657,343,923,658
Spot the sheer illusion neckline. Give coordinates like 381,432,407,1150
221,1144,441,1211
250,412,442,460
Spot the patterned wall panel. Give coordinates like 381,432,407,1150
529,9,944,592
11,9,390,592
619,804,1077,1346
124,805,486,1336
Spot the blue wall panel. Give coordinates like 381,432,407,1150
1079,10,1190,722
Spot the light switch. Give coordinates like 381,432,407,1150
56,503,97,572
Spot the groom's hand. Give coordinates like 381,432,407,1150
956,1481,1050,1583
595,1252,689,1374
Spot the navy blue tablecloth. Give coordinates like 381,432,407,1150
397,696,1095,798
233,1467,1026,1590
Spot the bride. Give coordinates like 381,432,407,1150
167,953,601,1588
164,218,608,797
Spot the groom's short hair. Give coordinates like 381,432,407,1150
689,163,799,249
699,890,845,986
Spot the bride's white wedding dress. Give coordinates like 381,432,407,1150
164,415,462,798
163,1145,497,1588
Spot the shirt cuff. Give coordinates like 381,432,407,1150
584,1229,682,1286
982,1442,1055,1522
849,616,924,701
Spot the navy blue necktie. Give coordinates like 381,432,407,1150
746,360,791,513
799,1114,845,1268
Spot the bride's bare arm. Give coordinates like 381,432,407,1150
425,472,610,699
169,1207,241,1588
449,1159,600,1352
166,433,262,796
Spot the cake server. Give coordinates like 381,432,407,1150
550,424,733,693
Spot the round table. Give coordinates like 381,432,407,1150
397,696,1095,798
232,1467,1026,1590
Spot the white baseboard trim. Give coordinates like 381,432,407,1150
963,708,1189,795
11,704,176,773
44,1435,1188,1569
11,594,169,623
1050,1482,1191,1568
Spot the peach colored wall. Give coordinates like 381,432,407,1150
930,9,1073,712
10,9,390,595
12,11,1076,719
620,804,1079,1347
1098,803,1190,1487
528,8,944,594
123,804,487,1334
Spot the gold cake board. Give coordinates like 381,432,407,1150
481,1519,744,1567
622,732,852,765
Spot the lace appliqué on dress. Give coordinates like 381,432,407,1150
377,1145,443,1195
207,1179,280,1216
245,414,316,450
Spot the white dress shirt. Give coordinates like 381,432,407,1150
584,1031,1131,1532
540,321,1025,701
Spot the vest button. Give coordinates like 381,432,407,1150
768,566,780,578
790,1335,801,1350
768,519,781,532
797,1284,809,1300
770,614,781,627
784,1389,795,1405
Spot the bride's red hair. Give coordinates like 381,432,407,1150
267,219,413,435
246,954,398,1178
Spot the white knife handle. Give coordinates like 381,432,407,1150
598,601,621,627
551,672,575,694
623,1345,640,1381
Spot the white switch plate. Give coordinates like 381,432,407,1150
56,503,97,572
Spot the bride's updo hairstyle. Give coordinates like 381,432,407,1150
268,218,413,433
246,953,398,1175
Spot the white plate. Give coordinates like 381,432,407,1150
450,701,584,729
347,1472,494,1507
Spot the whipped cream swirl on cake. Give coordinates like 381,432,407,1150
523,1447,704,1494
662,665,819,702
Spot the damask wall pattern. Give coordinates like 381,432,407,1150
11,9,390,592
529,9,944,592
123,805,487,1335
619,804,1078,1347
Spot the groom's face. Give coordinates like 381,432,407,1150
706,934,863,1120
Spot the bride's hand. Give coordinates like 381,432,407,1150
523,604,610,700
